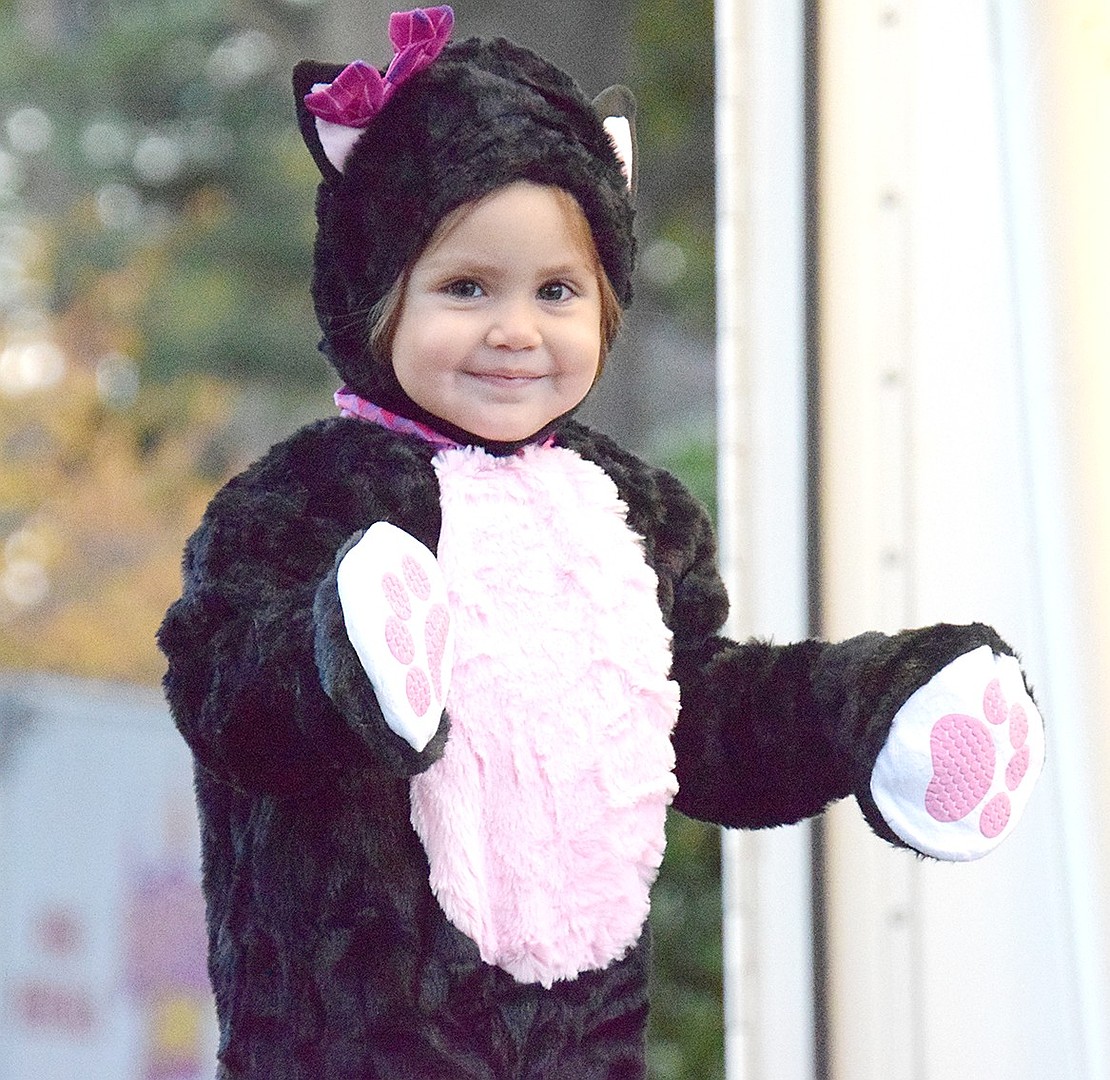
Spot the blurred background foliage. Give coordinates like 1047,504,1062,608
0,0,720,1075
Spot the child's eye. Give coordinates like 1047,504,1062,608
444,279,484,299
537,281,574,303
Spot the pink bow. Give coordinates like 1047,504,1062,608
305,6,454,129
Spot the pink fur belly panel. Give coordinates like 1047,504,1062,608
409,444,680,987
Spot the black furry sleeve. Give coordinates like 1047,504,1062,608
662,480,1014,842
158,420,448,794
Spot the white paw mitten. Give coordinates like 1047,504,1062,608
870,645,1045,860
336,521,454,752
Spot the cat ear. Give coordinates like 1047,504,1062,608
293,60,347,179
593,85,637,198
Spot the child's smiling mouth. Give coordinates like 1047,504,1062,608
466,370,546,385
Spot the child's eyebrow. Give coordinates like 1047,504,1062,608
539,259,595,280
420,255,594,282
423,256,498,276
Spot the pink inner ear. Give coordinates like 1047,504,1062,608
313,120,363,173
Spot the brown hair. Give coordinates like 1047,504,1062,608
370,185,624,379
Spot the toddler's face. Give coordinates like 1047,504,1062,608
390,182,604,442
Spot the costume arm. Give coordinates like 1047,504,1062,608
159,432,448,794
671,622,1009,831
662,480,1043,860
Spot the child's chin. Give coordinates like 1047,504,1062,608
465,416,549,444
474,425,543,443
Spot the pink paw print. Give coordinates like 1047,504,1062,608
381,553,451,715
870,646,1044,861
924,679,1033,839
336,522,454,751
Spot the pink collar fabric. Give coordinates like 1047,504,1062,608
335,386,558,452
335,387,462,448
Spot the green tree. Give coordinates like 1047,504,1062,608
2,0,326,388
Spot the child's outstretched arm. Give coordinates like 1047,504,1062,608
158,421,449,794
670,618,1043,860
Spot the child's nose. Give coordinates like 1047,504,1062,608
485,297,542,350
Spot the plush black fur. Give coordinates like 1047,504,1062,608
159,415,1017,1078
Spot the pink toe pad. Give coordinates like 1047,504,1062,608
425,604,449,698
402,554,431,601
381,572,412,620
384,616,415,665
979,792,1011,838
1009,704,1028,749
406,667,431,716
1006,745,1030,791
925,714,995,823
983,678,1006,725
